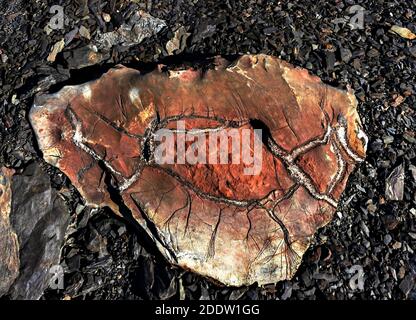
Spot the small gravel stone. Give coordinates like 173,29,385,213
384,234,392,245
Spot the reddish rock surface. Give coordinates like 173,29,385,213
30,54,367,286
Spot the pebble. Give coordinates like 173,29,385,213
102,13,111,23
11,94,19,105
383,135,394,145
399,275,415,296
361,221,370,237
384,234,392,245
392,241,402,250
79,25,91,40
75,203,85,215
1,53,8,63
340,47,352,63
47,38,65,62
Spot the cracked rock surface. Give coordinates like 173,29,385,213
30,54,366,286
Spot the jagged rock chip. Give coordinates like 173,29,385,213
390,25,416,40
166,26,191,55
30,54,367,286
0,163,69,299
385,163,405,201
95,10,166,50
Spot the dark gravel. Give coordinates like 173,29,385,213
0,0,415,300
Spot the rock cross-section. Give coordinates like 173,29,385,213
30,54,367,286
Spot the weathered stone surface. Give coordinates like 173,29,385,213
30,54,367,286
0,163,69,299
0,167,19,296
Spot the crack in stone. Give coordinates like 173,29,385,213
67,107,124,179
68,105,359,260
327,138,347,195
206,209,223,260
265,129,338,208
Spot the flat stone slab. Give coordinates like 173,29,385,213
0,164,69,299
0,167,18,296
30,54,367,286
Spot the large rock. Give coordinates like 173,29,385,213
0,163,69,299
30,54,367,286
0,167,19,296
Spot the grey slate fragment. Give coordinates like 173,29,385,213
5,163,70,300
385,163,405,201
95,10,166,50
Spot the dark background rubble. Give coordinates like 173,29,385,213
0,0,415,300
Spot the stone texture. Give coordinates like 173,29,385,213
0,167,19,296
0,163,69,299
30,54,367,286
